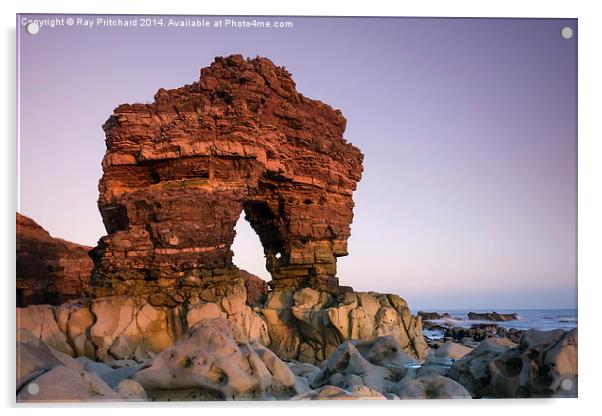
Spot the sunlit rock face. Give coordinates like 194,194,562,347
89,54,364,306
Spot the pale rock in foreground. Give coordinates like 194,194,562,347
18,366,122,402
311,335,415,394
435,341,474,360
16,278,269,363
292,385,386,400
449,329,578,398
133,318,303,400
260,287,427,363
392,374,471,399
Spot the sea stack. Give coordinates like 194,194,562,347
88,55,364,306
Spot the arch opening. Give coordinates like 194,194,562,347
231,212,270,282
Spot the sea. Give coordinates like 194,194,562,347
420,309,578,340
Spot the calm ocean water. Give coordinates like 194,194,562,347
420,309,577,339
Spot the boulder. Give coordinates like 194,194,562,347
17,365,123,402
435,341,474,360
467,312,518,322
116,379,147,401
292,385,386,400
418,311,451,320
133,318,300,400
311,341,395,393
16,330,64,391
449,329,578,398
392,374,471,399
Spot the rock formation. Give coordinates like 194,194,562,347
467,312,518,322
16,281,428,366
16,278,268,363
17,328,147,402
133,318,303,400
16,213,93,306
448,329,578,398
239,269,268,306
260,288,428,362
391,373,471,399
89,54,364,306
418,311,451,321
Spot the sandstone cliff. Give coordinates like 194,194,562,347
89,54,364,305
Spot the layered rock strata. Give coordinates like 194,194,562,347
89,54,364,305
16,213,93,306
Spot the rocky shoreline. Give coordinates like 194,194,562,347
16,55,577,401
17,285,578,401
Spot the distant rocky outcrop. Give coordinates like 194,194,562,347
239,270,268,306
440,324,524,345
467,312,518,322
16,213,93,307
418,311,451,321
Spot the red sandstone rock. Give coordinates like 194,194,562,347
89,55,364,305
16,213,93,306
239,269,268,306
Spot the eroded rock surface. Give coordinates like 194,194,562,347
17,328,145,402
17,278,268,363
448,329,578,398
16,213,93,306
89,54,364,305
391,373,471,399
133,318,303,400
260,288,428,363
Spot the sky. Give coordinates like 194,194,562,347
17,15,577,309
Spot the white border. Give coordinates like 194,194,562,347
2,1,601,415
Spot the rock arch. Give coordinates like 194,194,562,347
89,55,364,306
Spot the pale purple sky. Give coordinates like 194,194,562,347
17,15,577,309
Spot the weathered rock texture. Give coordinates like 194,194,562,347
448,329,578,398
17,278,268,363
259,288,428,363
133,318,304,400
16,213,93,307
16,282,427,368
89,54,364,306
17,329,147,402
